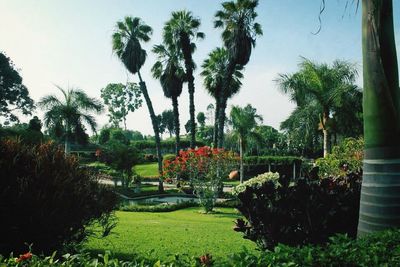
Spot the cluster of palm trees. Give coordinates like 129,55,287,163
109,0,262,191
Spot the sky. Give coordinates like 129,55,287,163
0,0,399,135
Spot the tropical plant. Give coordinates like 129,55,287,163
0,52,35,123
229,104,263,182
159,109,175,138
38,86,103,154
112,16,164,192
100,83,142,130
276,58,359,157
152,44,185,155
214,0,262,147
163,10,205,149
201,47,243,148
357,0,400,235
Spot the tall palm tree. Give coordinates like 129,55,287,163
214,0,262,147
152,44,185,155
357,0,400,236
201,47,243,148
164,10,205,149
112,16,164,192
276,58,358,157
38,86,103,154
229,104,262,183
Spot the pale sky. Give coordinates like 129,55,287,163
0,0,399,135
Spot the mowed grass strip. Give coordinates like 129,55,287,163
133,163,159,178
85,208,256,261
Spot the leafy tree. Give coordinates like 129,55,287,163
152,43,185,155
100,83,142,130
276,58,359,157
197,112,206,128
229,104,263,182
164,11,205,149
112,16,164,192
38,86,103,154
206,103,215,125
214,0,262,147
28,116,42,132
160,110,175,138
201,47,243,147
0,52,34,123
357,0,400,235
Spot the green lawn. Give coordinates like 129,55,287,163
85,208,256,261
133,163,159,178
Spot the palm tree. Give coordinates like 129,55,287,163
357,0,400,236
276,58,358,157
164,10,205,149
201,47,243,148
38,86,103,154
214,0,262,147
152,44,185,155
112,16,164,192
229,104,262,183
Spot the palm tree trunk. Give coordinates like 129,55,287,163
213,98,220,148
137,71,164,193
64,121,70,155
171,96,180,156
358,0,400,236
322,111,330,158
181,35,196,149
239,135,244,183
217,96,227,148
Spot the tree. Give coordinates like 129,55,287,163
214,0,262,147
197,112,206,128
229,104,262,183
276,58,359,157
112,16,164,192
160,110,175,138
152,43,185,155
0,52,34,123
357,0,400,236
201,47,243,148
163,10,205,149
28,116,42,132
100,83,142,130
38,86,103,154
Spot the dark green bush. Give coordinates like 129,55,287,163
234,172,361,250
120,200,199,212
243,156,302,179
0,139,118,255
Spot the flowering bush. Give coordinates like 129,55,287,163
233,172,279,195
163,146,239,212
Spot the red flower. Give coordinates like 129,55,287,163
199,254,213,266
16,252,32,262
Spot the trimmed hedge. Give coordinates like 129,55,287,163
2,229,399,266
244,156,302,165
243,156,302,179
131,140,205,150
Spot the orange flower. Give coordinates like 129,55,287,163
16,252,32,262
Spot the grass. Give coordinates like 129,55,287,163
85,208,256,261
133,163,159,178
115,185,179,198
223,180,240,187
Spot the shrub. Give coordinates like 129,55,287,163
163,147,239,212
316,137,363,178
0,139,118,255
233,172,361,250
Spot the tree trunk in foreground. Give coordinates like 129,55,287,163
358,0,400,236
239,136,244,183
138,71,164,193
322,111,330,158
213,98,220,148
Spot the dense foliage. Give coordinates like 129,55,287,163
316,137,363,178
0,52,35,123
2,229,399,266
0,139,118,255
233,171,361,250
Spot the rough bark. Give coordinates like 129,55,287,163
172,96,180,156
322,111,331,158
138,71,164,193
213,98,220,148
217,96,227,148
358,0,400,236
239,135,244,183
